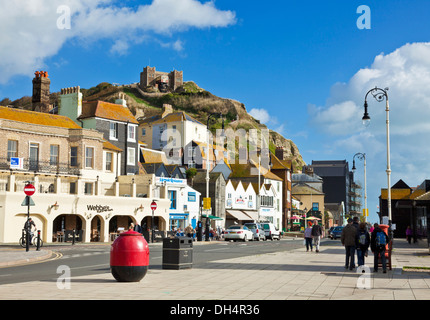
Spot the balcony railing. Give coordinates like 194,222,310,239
0,157,81,176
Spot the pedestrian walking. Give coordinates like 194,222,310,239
311,220,323,253
304,222,313,252
370,223,390,273
406,226,413,244
341,218,358,270
355,222,370,267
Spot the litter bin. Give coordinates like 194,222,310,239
162,237,193,270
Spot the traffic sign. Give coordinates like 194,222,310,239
21,196,35,207
203,197,211,210
24,184,35,196
150,201,157,211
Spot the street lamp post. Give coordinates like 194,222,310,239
362,87,392,236
205,113,225,241
352,153,367,222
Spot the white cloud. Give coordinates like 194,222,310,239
249,108,271,124
0,0,236,83
249,107,286,135
308,42,430,218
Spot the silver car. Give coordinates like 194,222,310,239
244,223,266,241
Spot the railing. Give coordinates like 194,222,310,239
0,157,81,176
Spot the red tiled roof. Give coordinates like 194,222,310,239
79,101,138,124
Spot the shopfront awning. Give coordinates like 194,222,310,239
226,210,253,221
243,211,258,221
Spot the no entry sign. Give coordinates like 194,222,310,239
24,184,36,196
150,201,157,211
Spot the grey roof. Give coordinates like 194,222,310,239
311,160,349,177
292,173,323,183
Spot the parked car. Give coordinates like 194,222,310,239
328,226,335,238
224,225,254,242
244,223,266,241
261,223,280,240
330,226,344,240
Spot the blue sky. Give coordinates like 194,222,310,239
2,0,430,224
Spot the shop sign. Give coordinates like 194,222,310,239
156,177,186,185
86,205,114,213
235,196,245,204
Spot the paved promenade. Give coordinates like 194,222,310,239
0,238,429,300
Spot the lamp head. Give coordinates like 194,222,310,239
362,101,371,127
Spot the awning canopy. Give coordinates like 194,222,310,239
243,211,258,221
226,210,253,221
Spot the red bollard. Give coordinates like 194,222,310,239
110,230,149,282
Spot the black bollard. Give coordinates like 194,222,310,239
36,230,41,251
72,229,76,245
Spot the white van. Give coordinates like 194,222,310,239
261,223,280,240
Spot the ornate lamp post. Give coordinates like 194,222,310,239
362,87,392,236
352,153,367,222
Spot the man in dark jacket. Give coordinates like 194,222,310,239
341,218,358,270
370,223,390,273
311,220,323,253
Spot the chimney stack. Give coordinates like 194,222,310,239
275,146,284,160
161,104,173,118
32,71,51,113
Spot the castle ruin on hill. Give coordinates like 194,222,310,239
139,66,183,93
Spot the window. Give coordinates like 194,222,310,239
188,192,196,202
29,143,39,171
7,140,18,161
312,202,319,211
84,182,93,195
105,152,113,172
109,122,118,140
69,182,76,195
169,190,177,209
188,160,196,168
50,145,59,166
127,148,135,166
128,125,136,141
70,147,78,167
141,128,146,136
85,147,94,168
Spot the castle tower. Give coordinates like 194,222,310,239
140,66,156,89
32,71,51,113
169,70,183,91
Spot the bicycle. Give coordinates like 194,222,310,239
19,229,43,248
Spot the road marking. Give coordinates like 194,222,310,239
70,263,109,270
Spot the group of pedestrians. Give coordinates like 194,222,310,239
304,220,324,253
341,217,390,273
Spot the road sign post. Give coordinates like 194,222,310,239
23,183,35,252
150,201,157,243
